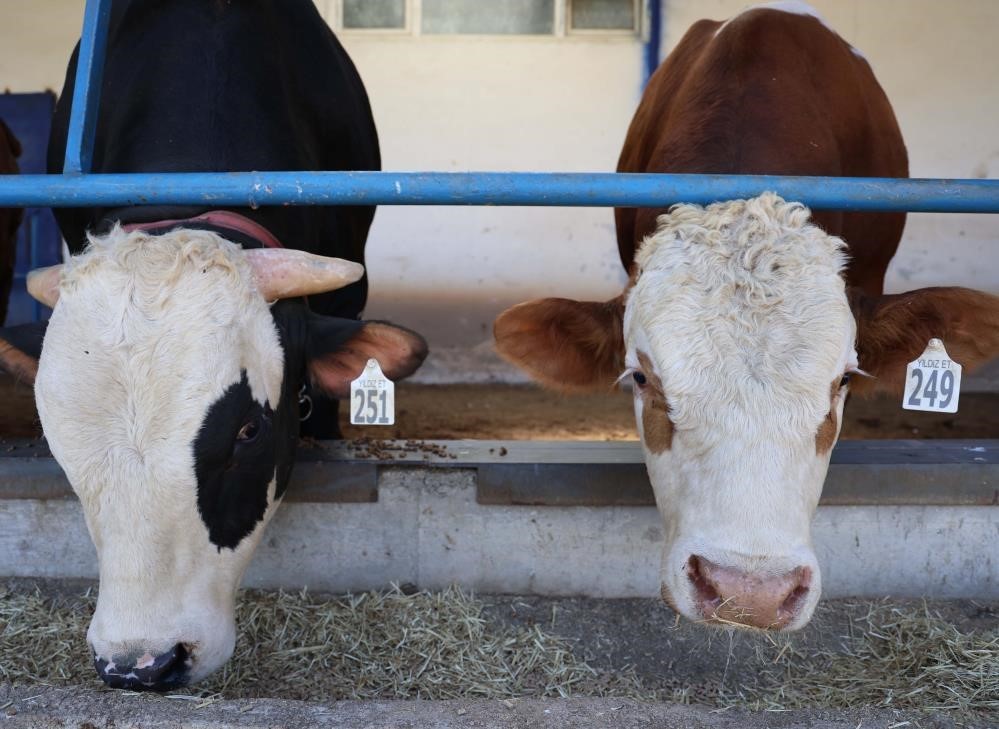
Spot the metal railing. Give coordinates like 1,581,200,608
0,0,996,213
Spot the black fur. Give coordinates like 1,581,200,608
46,0,381,439
193,371,275,550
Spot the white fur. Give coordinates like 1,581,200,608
624,194,856,630
35,226,286,682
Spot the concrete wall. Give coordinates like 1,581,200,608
1,1,998,378
2,467,996,598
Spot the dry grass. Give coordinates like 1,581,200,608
0,585,641,700
0,586,996,716
727,601,999,713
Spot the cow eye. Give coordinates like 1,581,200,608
633,371,647,387
237,417,262,443
839,373,852,389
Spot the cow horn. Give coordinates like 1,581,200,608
245,248,364,302
26,265,63,308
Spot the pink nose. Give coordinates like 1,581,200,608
686,555,811,630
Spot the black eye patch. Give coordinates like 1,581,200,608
193,371,276,550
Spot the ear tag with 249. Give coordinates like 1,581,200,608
350,358,395,425
902,338,961,413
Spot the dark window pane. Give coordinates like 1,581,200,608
343,0,406,29
423,0,555,35
571,0,635,30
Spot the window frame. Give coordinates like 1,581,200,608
323,0,646,38
566,0,643,37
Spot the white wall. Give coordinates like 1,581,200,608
2,1,998,377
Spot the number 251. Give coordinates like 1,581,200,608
353,388,390,424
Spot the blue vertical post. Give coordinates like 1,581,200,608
643,0,662,86
63,0,112,175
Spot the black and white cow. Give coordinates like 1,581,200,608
0,0,426,689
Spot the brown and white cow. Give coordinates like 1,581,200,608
495,2,999,631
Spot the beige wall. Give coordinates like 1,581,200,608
2,1,998,372
0,1,83,93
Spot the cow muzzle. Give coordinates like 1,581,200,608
93,643,193,691
684,555,812,630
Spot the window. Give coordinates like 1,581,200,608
423,0,555,35
326,0,642,37
342,0,406,30
569,0,637,31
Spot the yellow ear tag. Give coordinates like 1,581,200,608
902,338,961,414
349,358,395,425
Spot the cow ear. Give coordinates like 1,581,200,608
850,286,999,397
306,316,428,399
0,322,48,386
493,296,625,392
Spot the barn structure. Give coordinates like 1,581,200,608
2,0,998,376
0,0,996,723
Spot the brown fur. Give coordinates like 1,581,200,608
849,286,999,397
493,296,625,392
494,8,909,393
0,336,37,384
615,9,907,297
815,378,841,454
637,350,673,453
0,119,23,326
309,322,428,399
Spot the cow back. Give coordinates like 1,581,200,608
617,8,908,297
47,0,379,318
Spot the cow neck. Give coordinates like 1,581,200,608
121,211,284,249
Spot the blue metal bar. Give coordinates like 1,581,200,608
62,0,112,175
0,172,997,213
644,0,662,86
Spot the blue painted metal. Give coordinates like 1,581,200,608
644,0,662,86
0,93,61,325
62,0,112,175
2,171,998,213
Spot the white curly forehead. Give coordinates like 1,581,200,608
624,194,856,436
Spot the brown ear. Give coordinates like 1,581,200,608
307,319,428,399
850,286,999,397
493,296,624,392
0,322,48,386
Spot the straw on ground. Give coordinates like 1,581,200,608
0,585,996,715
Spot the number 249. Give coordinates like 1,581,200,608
908,369,955,408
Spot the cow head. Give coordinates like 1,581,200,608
0,225,426,688
495,193,999,631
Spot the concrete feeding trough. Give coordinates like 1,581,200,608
1,438,996,598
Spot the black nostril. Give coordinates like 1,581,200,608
778,567,812,621
94,643,189,691
686,555,721,609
